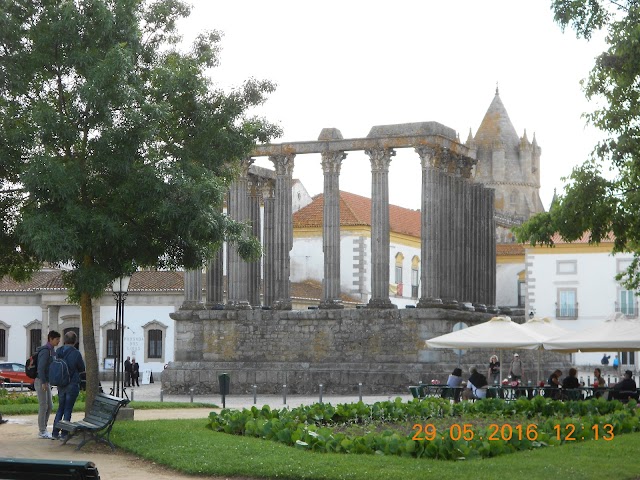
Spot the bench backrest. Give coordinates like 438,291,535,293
82,393,129,427
0,458,99,479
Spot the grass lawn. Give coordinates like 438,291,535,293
111,418,640,480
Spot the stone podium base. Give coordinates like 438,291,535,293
116,407,134,421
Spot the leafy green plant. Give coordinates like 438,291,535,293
207,397,640,461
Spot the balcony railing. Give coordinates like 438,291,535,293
556,302,579,319
615,301,639,318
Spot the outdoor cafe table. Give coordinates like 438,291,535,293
487,385,611,401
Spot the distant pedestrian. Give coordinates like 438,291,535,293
509,353,524,381
124,356,132,387
36,330,61,439
488,354,500,384
52,331,85,440
131,358,140,387
601,354,610,366
613,354,619,370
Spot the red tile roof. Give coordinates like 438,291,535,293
0,271,361,303
496,243,525,256
549,231,615,244
293,191,421,237
0,270,184,292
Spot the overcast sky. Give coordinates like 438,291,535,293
178,0,607,210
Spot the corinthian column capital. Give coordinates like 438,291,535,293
415,146,439,169
269,153,295,176
321,151,346,174
365,148,395,171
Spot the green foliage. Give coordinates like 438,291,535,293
207,397,640,461
0,0,280,293
0,0,280,403
518,1,640,290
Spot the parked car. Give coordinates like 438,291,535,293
0,362,35,390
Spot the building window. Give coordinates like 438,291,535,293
106,329,117,358
148,330,162,359
618,290,638,318
517,280,525,308
143,320,168,363
0,327,6,359
556,260,577,275
411,256,420,299
621,351,635,366
29,329,42,355
556,289,578,319
411,269,419,299
394,252,404,297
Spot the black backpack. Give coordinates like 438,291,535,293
25,350,39,379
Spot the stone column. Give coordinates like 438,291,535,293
181,269,204,309
320,151,346,309
206,248,224,308
416,146,442,307
488,188,497,308
439,154,457,307
248,178,263,307
226,158,254,310
365,148,396,309
472,184,486,311
269,154,295,310
262,180,276,308
458,157,475,305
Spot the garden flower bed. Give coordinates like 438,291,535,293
207,396,640,460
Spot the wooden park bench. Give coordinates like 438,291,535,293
57,392,129,451
0,458,99,479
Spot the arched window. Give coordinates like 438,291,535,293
101,320,117,362
510,190,518,206
143,320,168,363
394,252,404,297
24,320,42,356
411,256,420,299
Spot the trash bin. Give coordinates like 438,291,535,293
218,373,230,408
218,373,230,395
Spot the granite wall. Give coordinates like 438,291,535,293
163,308,569,394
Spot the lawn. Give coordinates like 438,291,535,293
111,417,640,480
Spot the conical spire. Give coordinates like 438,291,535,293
474,89,520,151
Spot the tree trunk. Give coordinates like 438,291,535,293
80,291,99,413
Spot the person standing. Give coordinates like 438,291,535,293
131,358,140,387
509,353,524,381
488,354,500,384
36,330,61,439
52,331,85,440
613,354,619,370
124,356,132,387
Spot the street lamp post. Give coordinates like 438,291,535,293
112,276,131,398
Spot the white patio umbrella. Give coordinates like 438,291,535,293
520,317,571,382
543,312,640,352
425,316,546,382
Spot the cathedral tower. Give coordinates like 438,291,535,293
467,87,544,241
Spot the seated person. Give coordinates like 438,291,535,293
546,369,562,400
463,367,488,400
593,367,607,398
610,370,638,401
562,368,580,389
444,367,463,403
447,368,463,388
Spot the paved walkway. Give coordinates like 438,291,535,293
129,382,413,408
1,384,412,480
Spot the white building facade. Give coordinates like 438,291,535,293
0,270,182,380
525,237,638,367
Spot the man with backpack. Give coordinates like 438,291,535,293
52,331,85,440
36,330,61,439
